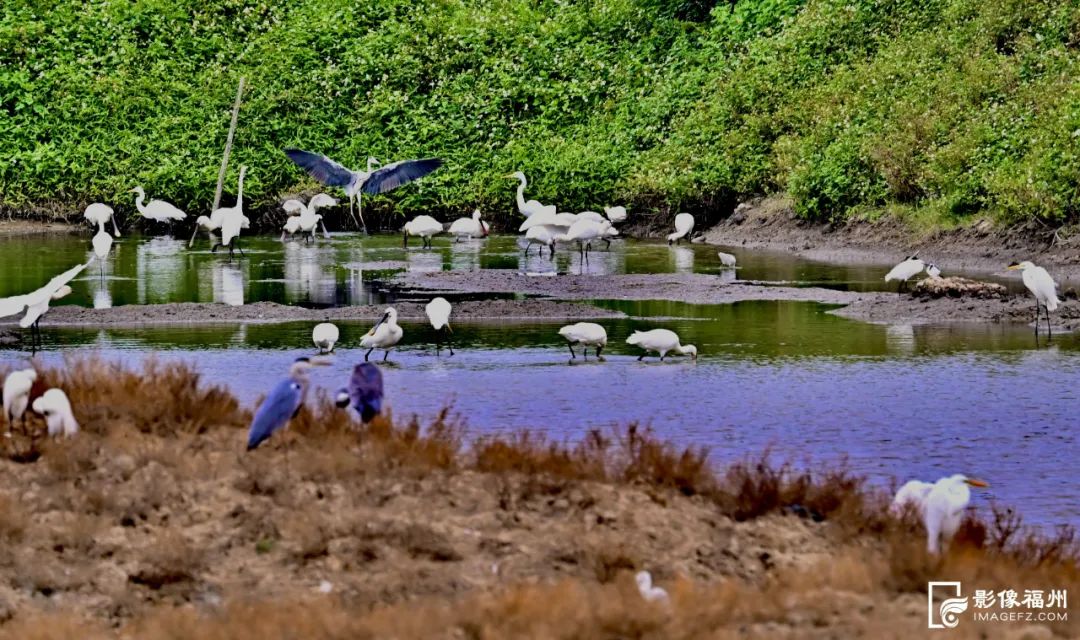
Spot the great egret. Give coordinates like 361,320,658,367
667,213,695,244
558,322,607,360
211,166,248,258
564,219,613,260
1008,261,1059,337
312,321,339,354
448,210,489,241
425,297,454,356
335,362,384,423
604,206,627,224
626,329,697,361
924,474,988,554
284,148,442,232
635,571,669,604
130,187,186,225
884,254,924,292
519,210,576,233
3,369,37,431
403,215,444,249
32,388,79,437
505,171,556,218
717,251,737,268
890,479,934,516
925,263,942,279
524,224,561,258
359,307,403,362
84,202,120,237
246,356,330,451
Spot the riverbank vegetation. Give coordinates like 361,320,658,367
2,1,1079,229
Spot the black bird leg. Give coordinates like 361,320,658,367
364,347,374,361
567,344,576,359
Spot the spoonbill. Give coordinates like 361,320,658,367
448,210,489,241
564,219,612,259
32,388,79,437
359,307,403,362
425,297,454,356
558,322,607,360
130,187,186,225
284,148,442,232
282,193,336,242
281,216,303,241
626,329,697,361
890,479,934,516
246,356,330,451
524,224,561,258
0,260,90,349
92,220,113,276
604,206,627,224
667,213,695,244
84,202,120,237
506,171,556,218
576,211,605,223
1008,261,1059,337
335,362,384,423
3,369,37,431
717,251,737,268
635,571,669,604
312,321,339,354
923,474,988,554
925,263,942,279
211,166,248,258
403,215,444,249
884,253,924,292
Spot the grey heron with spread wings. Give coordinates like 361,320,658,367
283,149,442,232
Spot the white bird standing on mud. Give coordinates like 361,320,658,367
130,187,186,225
717,251,737,268
558,322,607,361
626,329,697,361
32,388,79,437
312,321,339,354
403,215,444,249
92,220,113,276
923,474,988,554
1008,260,1060,337
425,297,454,356
360,307,404,362
3,369,37,431
448,210,489,241
506,171,556,218
84,202,120,237
884,253,924,292
635,571,669,604
667,213,695,244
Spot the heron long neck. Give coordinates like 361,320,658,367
516,178,527,211
236,172,246,210
134,192,146,215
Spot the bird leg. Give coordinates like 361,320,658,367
357,195,368,235
567,343,576,359
211,243,221,253
637,353,645,361
237,240,245,257
383,349,390,362
346,194,362,231
447,330,454,356
364,347,374,362
596,346,603,360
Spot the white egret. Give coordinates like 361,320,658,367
3,369,37,430
211,166,248,258
717,251,737,268
312,321,340,353
92,220,113,277
0,260,90,349
1008,261,1060,337
925,263,942,279
359,307,403,362
425,297,454,356
558,322,607,360
604,206,627,224
524,224,562,258
284,149,442,232
247,356,331,450
890,479,933,516
635,571,669,604
667,213,695,244
626,328,697,361
564,219,612,260
403,215,445,249
130,187,186,225
505,171,556,218
884,253,924,292
924,474,988,554
84,202,120,237
32,388,79,438
448,210,489,241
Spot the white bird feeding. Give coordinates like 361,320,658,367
890,479,934,517
84,202,120,237
667,213,695,245
211,165,248,258
425,297,454,356
448,210,489,241
925,263,942,279
312,322,340,353
3,369,37,431
506,171,556,218
884,254,925,292
923,474,988,554
524,224,562,258
558,322,607,360
130,187,187,225
626,328,697,361
564,219,613,259
1008,260,1060,337
604,206,627,224
359,307,403,362
32,388,79,437
403,215,445,249
92,221,113,276
717,251,737,268
635,571,669,604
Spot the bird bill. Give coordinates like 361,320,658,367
964,478,989,487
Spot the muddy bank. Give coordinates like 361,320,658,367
0,219,75,236
834,292,1080,329
701,195,1080,280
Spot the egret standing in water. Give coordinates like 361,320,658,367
884,253,924,292
506,171,556,218
211,166,248,258
558,322,607,361
84,202,120,237
335,363,384,423
923,474,988,554
1008,261,1059,337
246,356,330,451
32,388,79,438
284,149,442,232
425,297,454,356
130,187,186,227
312,321,339,354
359,307,403,362
717,251,737,268
626,329,697,361
92,220,113,277
3,369,37,432
667,213,695,244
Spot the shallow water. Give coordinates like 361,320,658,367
1,232,1077,527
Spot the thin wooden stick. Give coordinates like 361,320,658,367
212,77,245,213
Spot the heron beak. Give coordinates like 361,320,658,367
1006,263,1021,270
965,478,989,488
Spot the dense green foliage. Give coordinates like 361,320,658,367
2,0,1079,227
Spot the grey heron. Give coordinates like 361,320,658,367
246,356,330,451
335,362,384,423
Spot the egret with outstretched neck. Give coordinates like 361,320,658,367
130,187,186,226
0,260,90,350
506,171,556,218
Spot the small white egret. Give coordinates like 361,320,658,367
211,166,248,258
403,215,445,249
359,307,403,362
312,321,340,354
32,388,79,437
626,329,697,361
717,251,737,268
505,171,556,218
925,263,942,279
667,213,695,244
92,220,113,277
635,571,669,604
425,297,454,356
448,210,489,241
884,253,924,292
924,474,988,554
890,479,934,517
1008,261,1060,337
84,202,120,237
3,369,37,430
130,187,186,225
558,322,607,360
604,206,627,224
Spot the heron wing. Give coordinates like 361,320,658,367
283,148,356,188
347,363,384,422
246,378,302,450
361,158,442,195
